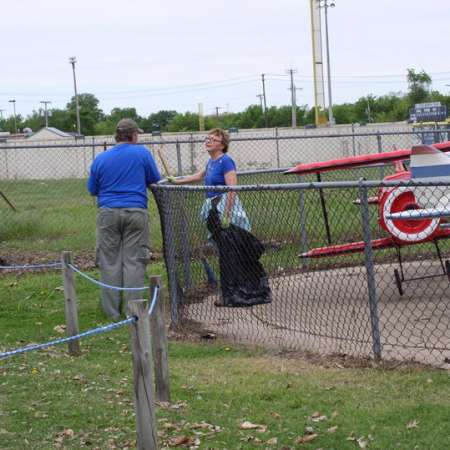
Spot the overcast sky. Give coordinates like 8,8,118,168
2,0,450,119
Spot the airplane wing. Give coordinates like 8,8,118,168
300,237,396,258
300,228,450,258
386,209,450,221
285,140,450,175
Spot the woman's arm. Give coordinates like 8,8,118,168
223,170,237,220
172,169,206,185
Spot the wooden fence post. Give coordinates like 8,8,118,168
128,299,158,450
149,276,171,402
61,251,81,356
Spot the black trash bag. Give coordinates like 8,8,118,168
206,205,272,307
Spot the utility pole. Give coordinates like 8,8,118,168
287,69,298,128
317,0,336,126
366,97,372,123
261,74,268,128
0,109,5,120
69,57,81,135
40,101,52,128
214,106,222,118
8,100,17,134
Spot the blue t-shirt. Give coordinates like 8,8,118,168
204,154,236,198
87,143,161,208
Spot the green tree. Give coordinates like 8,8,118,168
66,93,104,136
407,68,431,106
167,112,199,132
141,110,177,132
237,105,265,129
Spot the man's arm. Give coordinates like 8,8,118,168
87,162,98,196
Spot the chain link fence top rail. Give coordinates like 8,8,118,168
151,179,450,368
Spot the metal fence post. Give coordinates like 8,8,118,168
376,132,384,179
61,251,81,356
189,133,195,173
4,147,9,179
297,176,309,268
161,190,181,325
149,276,170,402
91,136,96,161
128,299,158,450
275,127,280,168
179,193,192,289
351,123,356,156
358,181,382,360
176,140,182,176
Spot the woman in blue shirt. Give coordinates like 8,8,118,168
170,128,249,230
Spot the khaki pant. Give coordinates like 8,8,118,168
96,208,151,319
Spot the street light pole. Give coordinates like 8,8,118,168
8,100,17,134
40,101,52,128
287,68,298,128
69,57,81,135
318,0,335,126
256,94,264,111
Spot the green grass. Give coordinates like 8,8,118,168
1,273,450,449
0,178,162,254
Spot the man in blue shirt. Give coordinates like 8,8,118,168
87,118,161,319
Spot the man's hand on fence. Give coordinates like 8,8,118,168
166,176,176,184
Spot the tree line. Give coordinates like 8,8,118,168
1,69,449,136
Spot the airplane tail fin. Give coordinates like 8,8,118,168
410,145,450,179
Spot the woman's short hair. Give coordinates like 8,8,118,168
209,128,230,153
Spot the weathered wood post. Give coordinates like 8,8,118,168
128,299,158,450
149,276,170,402
61,251,81,356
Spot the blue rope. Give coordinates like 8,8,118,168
0,262,62,270
68,264,149,291
149,285,160,316
0,317,136,360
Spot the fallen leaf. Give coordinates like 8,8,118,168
53,325,66,334
239,421,267,432
295,433,318,444
311,415,328,422
356,436,368,448
168,435,192,446
267,437,278,445
327,426,338,433
63,428,74,438
407,420,419,429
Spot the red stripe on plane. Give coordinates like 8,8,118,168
286,140,450,175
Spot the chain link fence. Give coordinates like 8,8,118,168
1,129,450,367
152,178,450,368
3,128,449,181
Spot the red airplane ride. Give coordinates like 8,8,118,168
285,140,450,294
